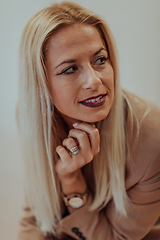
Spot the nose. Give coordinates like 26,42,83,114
81,64,102,90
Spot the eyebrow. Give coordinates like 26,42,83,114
93,47,107,56
55,47,107,69
56,59,76,69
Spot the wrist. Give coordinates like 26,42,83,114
59,170,87,195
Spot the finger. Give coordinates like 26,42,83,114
68,128,93,163
62,137,79,154
56,146,74,175
56,145,82,176
56,145,71,162
72,122,100,156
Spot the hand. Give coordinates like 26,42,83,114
55,122,100,194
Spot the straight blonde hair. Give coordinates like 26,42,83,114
17,1,129,236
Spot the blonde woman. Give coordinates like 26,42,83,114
17,1,160,240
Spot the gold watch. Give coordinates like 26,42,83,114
63,192,89,209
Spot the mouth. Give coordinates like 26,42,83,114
79,93,107,108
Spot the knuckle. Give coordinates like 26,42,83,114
56,146,65,154
85,152,93,163
95,147,100,156
79,131,87,140
93,127,99,136
93,145,100,156
62,138,67,146
97,145,100,153
69,129,74,135
63,137,74,146
67,138,74,145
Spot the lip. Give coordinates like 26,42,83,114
80,93,107,102
79,93,107,108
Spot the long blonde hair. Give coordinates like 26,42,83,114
17,1,128,236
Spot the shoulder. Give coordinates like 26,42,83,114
124,90,160,187
124,89,160,149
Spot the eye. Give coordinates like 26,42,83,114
95,56,107,65
58,65,78,75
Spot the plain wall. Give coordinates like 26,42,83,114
0,0,160,239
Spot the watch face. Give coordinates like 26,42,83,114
69,197,83,208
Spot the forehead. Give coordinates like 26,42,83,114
45,24,106,60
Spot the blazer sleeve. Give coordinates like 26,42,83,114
17,198,76,240
18,205,45,240
17,197,60,240
58,148,160,240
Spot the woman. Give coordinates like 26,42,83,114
17,1,160,240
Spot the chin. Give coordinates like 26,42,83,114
82,113,109,123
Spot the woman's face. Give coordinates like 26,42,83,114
45,24,114,128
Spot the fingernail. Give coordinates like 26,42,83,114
73,123,78,127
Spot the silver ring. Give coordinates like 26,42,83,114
69,146,79,155
71,149,79,155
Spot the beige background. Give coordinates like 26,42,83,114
0,0,160,239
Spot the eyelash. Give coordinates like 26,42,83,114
95,56,108,65
58,56,108,75
59,65,78,75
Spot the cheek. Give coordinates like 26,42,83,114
50,84,73,112
108,64,114,79
108,65,114,88
50,85,63,106
52,91,66,108
103,65,114,88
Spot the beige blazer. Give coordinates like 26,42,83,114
18,92,160,240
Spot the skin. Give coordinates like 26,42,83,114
45,24,114,206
